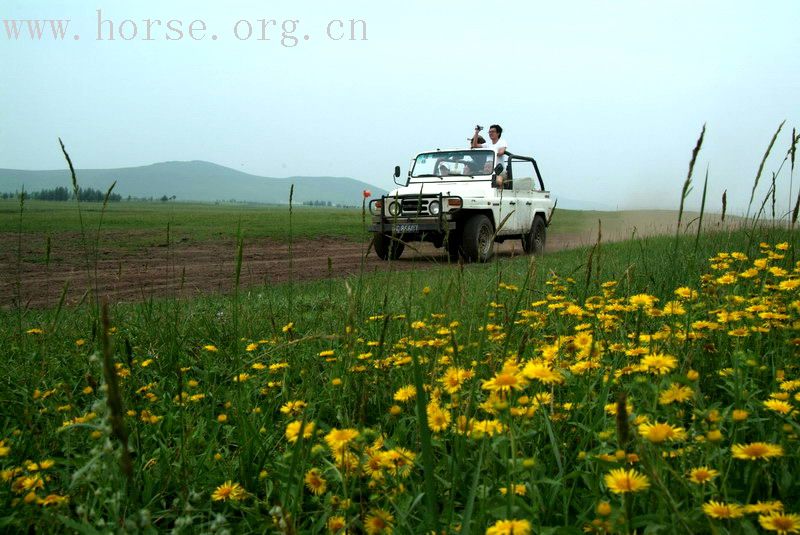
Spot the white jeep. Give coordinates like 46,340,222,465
368,148,555,262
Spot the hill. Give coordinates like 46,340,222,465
0,160,386,205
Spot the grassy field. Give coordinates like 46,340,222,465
0,222,798,533
0,198,721,247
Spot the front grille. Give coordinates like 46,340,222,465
400,198,430,215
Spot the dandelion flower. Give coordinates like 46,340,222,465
486,518,532,535
325,428,359,452
745,501,784,514
426,403,451,432
629,294,657,308
638,422,687,443
703,500,744,519
482,369,528,394
731,442,784,461
285,420,315,443
640,353,677,375
521,361,564,384
604,468,650,494
759,512,800,534
659,384,694,405
364,508,394,535
688,466,719,484
211,481,246,502
763,399,794,415
327,515,347,533
304,468,327,495
393,385,416,402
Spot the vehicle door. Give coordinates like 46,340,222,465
508,158,538,234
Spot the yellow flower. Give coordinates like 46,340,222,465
440,366,474,394
688,466,719,484
745,501,784,514
716,273,737,285
280,400,307,415
674,287,697,299
282,322,294,333
732,409,749,422
483,366,528,394
706,429,723,442
319,349,335,357
331,378,343,386
325,428,359,452
638,422,687,443
217,414,228,423
764,399,794,415
389,405,402,416
659,384,694,405
203,344,218,352
364,508,394,535
521,361,564,384
604,468,650,494
629,294,657,308
759,512,800,534
731,442,784,460
703,500,744,519
211,481,246,502
26,328,44,335
327,515,347,533
596,501,612,516
778,279,800,291
426,402,451,433
304,468,327,495
285,420,315,443
640,353,678,375
245,343,258,352
486,519,532,535
393,385,416,402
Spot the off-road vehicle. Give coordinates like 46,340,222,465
368,148,555,262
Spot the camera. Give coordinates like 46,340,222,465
475,124,483,132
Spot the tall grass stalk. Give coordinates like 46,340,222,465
675,125,705,254
100,301,133,486
693,167,709,252
745,120,784,220
14,189,25,338
59,138,95,317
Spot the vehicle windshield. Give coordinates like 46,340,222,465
410,150,495,181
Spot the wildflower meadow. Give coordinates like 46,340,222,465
1,227,798,533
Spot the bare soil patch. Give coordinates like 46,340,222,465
0,223,661,309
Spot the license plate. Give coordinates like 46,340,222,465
393,224,419,233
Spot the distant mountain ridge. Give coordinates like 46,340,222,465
0,160,386,205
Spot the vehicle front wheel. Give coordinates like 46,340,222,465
522,216,546,255
373,232,405,260
461,214,494,262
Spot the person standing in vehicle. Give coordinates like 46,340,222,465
471,124,508,187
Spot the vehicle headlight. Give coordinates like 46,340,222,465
428,201,441,215
388,201,401,216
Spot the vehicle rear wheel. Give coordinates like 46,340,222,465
373,232,405,260
522,216,546,255
462,214,494,262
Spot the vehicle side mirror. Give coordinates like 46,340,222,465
494,163,504,175
394,166,401,178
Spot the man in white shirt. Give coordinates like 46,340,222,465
471,124,508,187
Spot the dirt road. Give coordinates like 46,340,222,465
1,230,609,308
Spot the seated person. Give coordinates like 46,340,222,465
471,124,508,187
437,163,451,176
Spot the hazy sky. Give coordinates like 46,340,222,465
2,0,798,213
